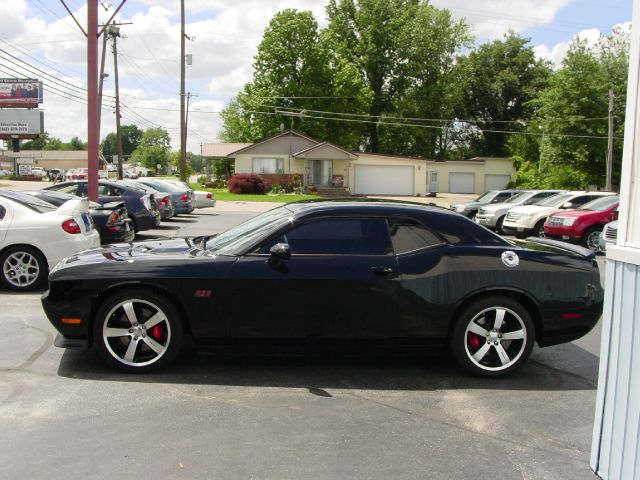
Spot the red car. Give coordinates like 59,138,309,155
543,195,619,251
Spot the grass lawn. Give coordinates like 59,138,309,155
189,184,318,203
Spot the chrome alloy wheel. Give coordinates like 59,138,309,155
102,299,172,368
584,230,601,253
463,306,527,372
2,251,40,288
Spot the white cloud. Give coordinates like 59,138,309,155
534,22,631,68
432,0,572,40
0,0,627,152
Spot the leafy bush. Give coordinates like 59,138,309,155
197,175,207,185
227,173,266,194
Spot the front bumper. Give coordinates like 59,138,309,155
501,224,533,237
475,215,498,228
543,225,580,243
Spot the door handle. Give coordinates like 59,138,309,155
370,266,394,276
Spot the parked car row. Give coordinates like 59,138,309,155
0,178,215,291
452,189,619,253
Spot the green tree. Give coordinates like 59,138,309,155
535,26,629,188
456,31,552,157
43,137,67,150
377,3,471,158
68,136,87,150
325,0,420,152
21,132,51,150
220,8,369,148
130,128,171,170
101,124,143,160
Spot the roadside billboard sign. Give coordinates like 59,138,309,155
0,78,43,107
0,109,44,140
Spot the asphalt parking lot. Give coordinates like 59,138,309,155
0,198,605,480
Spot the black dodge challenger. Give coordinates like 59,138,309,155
42,200,603,377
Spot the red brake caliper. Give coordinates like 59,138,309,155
150,324,164,341
468,333,481,350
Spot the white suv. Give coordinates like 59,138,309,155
475,190,564,233
501,191,615,238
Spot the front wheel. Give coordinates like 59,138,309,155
450,296,535,377
582,227,602,253
533,219,546,238
93,289,183,372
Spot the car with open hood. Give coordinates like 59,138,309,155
43,200,603,377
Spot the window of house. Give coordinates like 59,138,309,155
252,157,284,174
388,218,444,254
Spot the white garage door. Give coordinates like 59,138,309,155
354,165,414,195
449,172,475,193
485,174,511,191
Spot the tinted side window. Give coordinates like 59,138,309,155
50,183,80,195
493,192,511,202
0,204,5,220
389,218,444,254
528,192,552,203
572,195,594,207
277,218,392,255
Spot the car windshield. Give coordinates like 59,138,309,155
474,191,496,202
505,191,531,203
536,193,574,207
205,205,293,255
578,195,619,211
0,190,57,213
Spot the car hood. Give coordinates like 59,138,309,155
480,202,518,213
549,209,593,219
51,237,216,271
451,201,483,209
507,205,552,215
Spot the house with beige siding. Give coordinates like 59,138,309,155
217,130,515,196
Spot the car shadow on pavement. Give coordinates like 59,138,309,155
166,217,199,223
152,225,181,230
57,343,598,392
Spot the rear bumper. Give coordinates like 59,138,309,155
133,210,161,231
98,219,135,244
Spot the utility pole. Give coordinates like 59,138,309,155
179,0,187,182
87,0,99,201
97,28,108,140
606,89,616,192
110,25,124,180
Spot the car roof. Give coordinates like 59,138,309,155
284,198,452,216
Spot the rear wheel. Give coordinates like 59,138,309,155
93,289,183,372
450,296,535,377
0,246,47,291
582,227,602,252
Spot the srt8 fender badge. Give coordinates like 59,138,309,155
501,251,519,268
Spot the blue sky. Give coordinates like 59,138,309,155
0,0,633,152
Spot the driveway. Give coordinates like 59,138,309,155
0,202,605,479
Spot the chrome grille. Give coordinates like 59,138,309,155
546,216,564,227
604,224,618,241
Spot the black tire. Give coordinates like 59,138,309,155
0,246,48,291
582,227,602,252
533,219,546,238
450,295,535,377
93,289,184,373
496,215,506,234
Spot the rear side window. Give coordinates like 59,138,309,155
388,218,444,254
571,195,595,207
493,192,512,202
271,218,392,255
0,204,5,220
